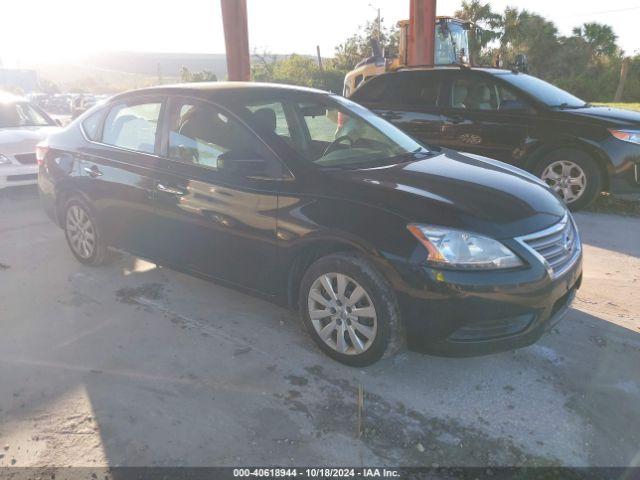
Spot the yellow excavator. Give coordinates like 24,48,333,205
343,17,474,96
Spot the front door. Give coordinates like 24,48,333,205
440,73,531,164
152,97,286,295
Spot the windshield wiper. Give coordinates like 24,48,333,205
552,102,590,110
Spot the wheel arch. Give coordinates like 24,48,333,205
285,233,401,310
54,186,94,227
524,139,613,191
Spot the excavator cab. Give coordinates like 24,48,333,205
344,16,473,97
434,17,471,65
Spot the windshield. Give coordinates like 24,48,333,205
500,74,588,108
0,101,52,128
307,96,429,169
239,95,428,170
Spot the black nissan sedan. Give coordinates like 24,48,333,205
38,83,582,366
350,67,640,210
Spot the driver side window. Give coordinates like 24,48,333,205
450,77,498,111
450,76,529,112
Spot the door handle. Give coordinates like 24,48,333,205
157,183,187,196
83,165,103,177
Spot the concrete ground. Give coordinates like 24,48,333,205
0,185,639,468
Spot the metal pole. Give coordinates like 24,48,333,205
220,0,251,81
408,0,436,67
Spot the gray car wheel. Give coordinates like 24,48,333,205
535,149,603,211
299,253,403,366
63,197,111,266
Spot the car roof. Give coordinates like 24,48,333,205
395,66,514,76
110,82,332,103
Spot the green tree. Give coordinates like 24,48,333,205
252,1,639,103
573,23,619,57
180,66,217,83
333,17,399,71
251,54,344,93
454,0,501,64
499,9,559,72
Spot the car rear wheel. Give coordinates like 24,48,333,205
535,149,602,211
299,253,403,366
64,197,111,266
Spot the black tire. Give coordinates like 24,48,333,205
63,196,112,266
299,253,403,367
533,149,603,211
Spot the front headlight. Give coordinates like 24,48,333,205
610,129,640,145
0,154,13,166
407,224,524,270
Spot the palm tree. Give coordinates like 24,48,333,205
454,0,502,63
573,23,619,56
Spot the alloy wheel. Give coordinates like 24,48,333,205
307,273,377,355
541,160,587,204
66,205,96,259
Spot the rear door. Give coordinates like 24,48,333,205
75,96,164,257
440,72,532,163
351,71,445,147
152,96,286,295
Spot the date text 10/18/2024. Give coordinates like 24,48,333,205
233,468,401,478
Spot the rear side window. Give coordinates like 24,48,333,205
353,72,441,109
396,73,441,107
81,109,104,141
102,102,162,154
351,76,392,103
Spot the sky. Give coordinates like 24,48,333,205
0,0,638,67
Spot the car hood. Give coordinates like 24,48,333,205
332,149,567,239
0,126,59,155
562,106,640,127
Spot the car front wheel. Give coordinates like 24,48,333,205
535,149,602,210
299,253,403,366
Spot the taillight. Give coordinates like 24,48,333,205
36,144,49,166
337,112,344,129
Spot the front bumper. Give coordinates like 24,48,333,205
394,249,583,357
0,164,38,189
602,137,640,193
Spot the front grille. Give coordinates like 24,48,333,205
7,174,37,182
518,215,580,278
14,153,37,165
